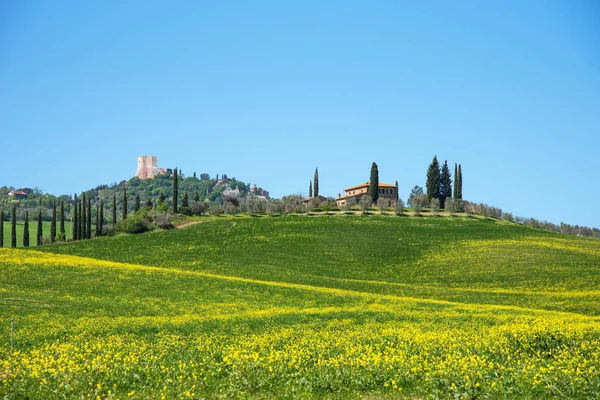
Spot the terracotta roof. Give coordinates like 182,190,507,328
344,182,397,191
9,190,27,195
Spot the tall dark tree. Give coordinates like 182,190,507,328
395,180,399,200
96,206,100,237
73,194,78,241
145,198,153,209
172,168,178,213
135,194,141,212
453,163,458,200
87,195,92,239
440,160,452,209
313,168,319,197
50,200,56,243
37,200,43,246
0,209,3,248
194,191,200,202
122,188,128,221
457,164,463,200
59,201,65,240
182,191,189,208
11,205,17,248
99,200,104,235
23,211,30,247
426,156,441,202
309,180,313,198
112,193,117,225
80,193,86,240
159,192,166,206
367,162,379,204
77,199,82,240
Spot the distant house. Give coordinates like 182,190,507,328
335,182,398,206
8,190,27,199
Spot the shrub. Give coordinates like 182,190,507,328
266,199,284,215
430,198,440,215
154,212,174,229
210,205,224,216
376,198,389,211
360,195,372,213
190,201,209,215
413,194,428,216
282,195,303,214
445,197,455,215
179,206,192,216
247,197,267,214
118,213,150,234
224,203,238,215
395,199,405,215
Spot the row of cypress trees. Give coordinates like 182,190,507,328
0,199,67,248
426,156,463,208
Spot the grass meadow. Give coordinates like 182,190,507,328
1,214,599,398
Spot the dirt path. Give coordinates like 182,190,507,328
175,220,204,229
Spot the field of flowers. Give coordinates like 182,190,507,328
2,215,600,398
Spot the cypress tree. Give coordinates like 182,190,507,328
440,160,452,209
368,162,379,204
122,188,128,220
112,193,117,225
426,156,441,202
59,201,65,240
73,194,78,240
456,164,462,200
313,168,319,197
0,209,3,248
194,191,200,202
50,200,56,243
80,194,86,240
159,192,166,206
11,205,17,248
182,191,188,208
23,211,29,247
309,180,313,198
96,206,100,237
453,163,458,200
145,198,153,209
395,180,399,201
172,168,178,213
87,195,92,239
37,201,43,246
99,200,104,235
135,194,141,212
76,199,81,240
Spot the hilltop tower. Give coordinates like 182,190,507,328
136,156,165,179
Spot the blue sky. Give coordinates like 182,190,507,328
1,1,599,227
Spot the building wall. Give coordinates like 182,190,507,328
136,156,158,179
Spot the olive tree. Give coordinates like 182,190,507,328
360,195,372,213
394,199,405,215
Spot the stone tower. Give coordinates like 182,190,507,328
136,156,158,179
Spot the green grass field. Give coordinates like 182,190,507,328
1,221,73,247
1,214,599,399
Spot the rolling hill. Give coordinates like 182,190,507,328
1,214,599,399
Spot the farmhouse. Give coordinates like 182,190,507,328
7,189,27,199
336,182,398,206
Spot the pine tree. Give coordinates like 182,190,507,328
73,194,78,241
440,160,452,209
313,168,319,197
135,194,141,212
50,200,56,243
11,205,17,248
23,211,29,247
182,191,188,208
99,200,104,235
59,201,65,240
87,195,92,239
309,180,313,198
194,191,200,202
172,168,178,213
112,193,117,225
37,201,43,246
426,156,441,202
0,209,3,248
368,162,379,204
122,188,128,221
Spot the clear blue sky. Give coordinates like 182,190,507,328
1,1,599,227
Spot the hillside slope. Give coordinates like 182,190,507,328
2,215,600,399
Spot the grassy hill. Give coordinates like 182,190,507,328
1,214,599,399
1,221,73,247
